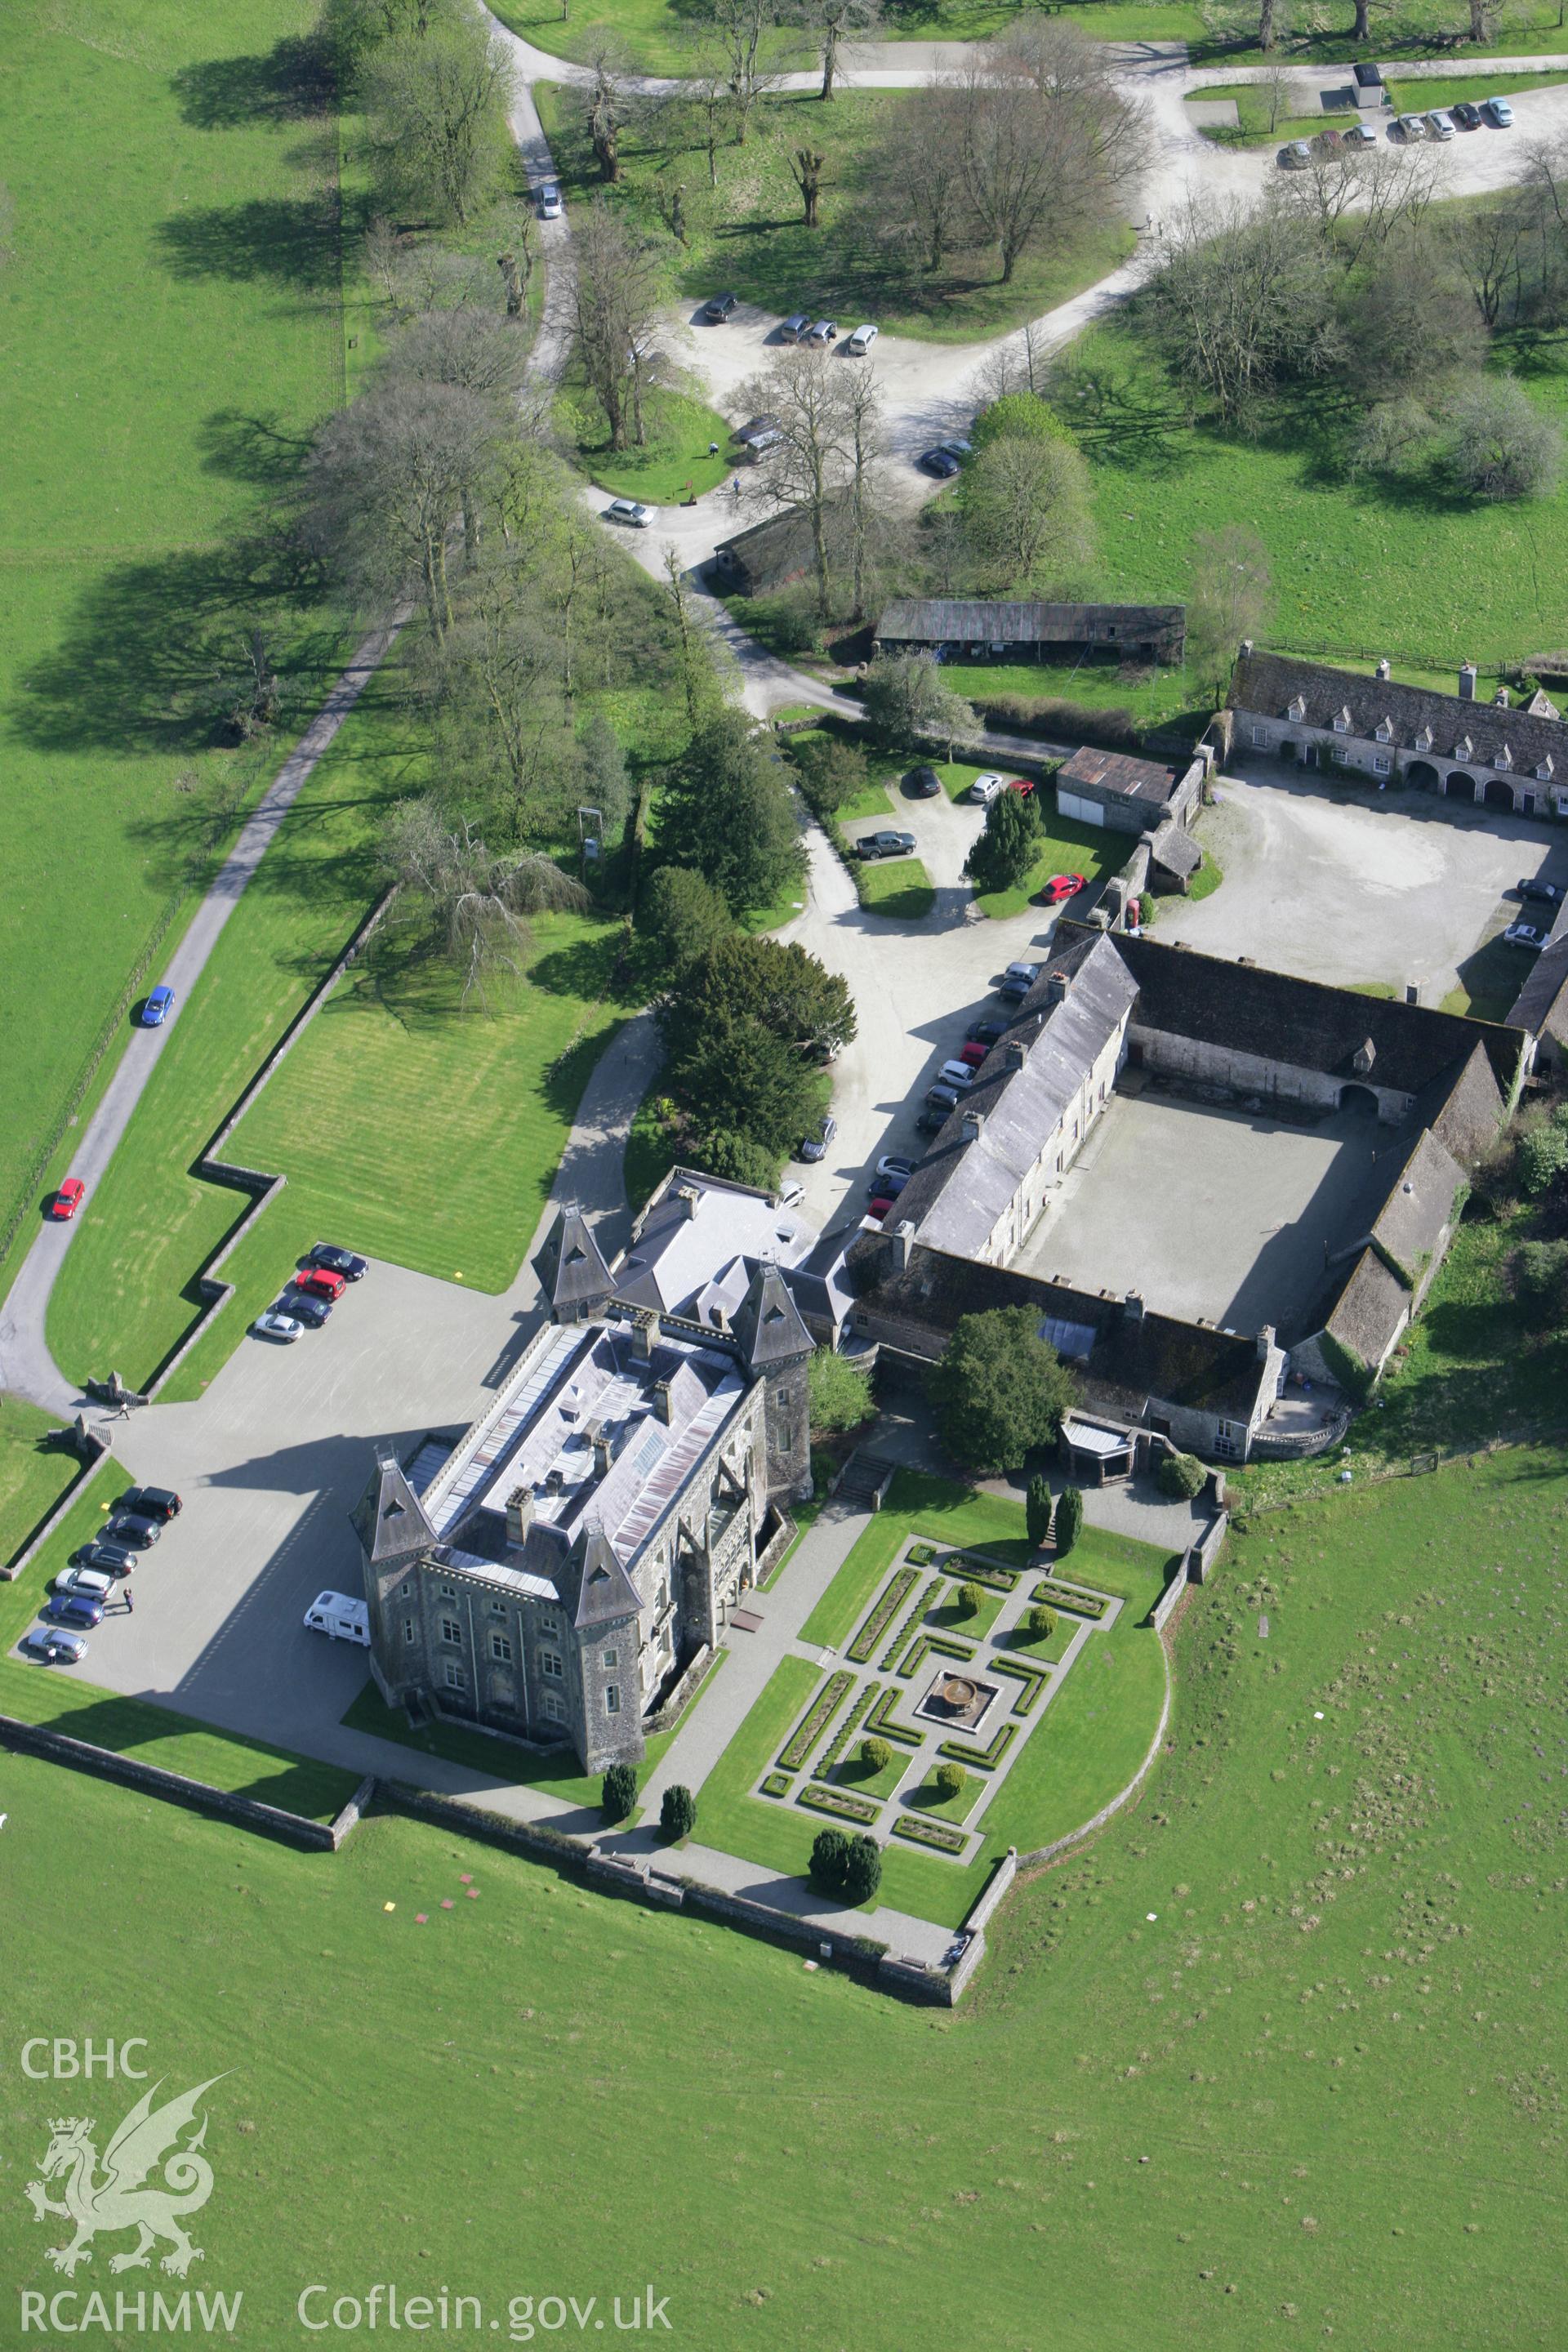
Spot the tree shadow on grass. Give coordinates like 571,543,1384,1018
155,195,343,293
198,407,320,488
171,34,336,131
9,532,337,761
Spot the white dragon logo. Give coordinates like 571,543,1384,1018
24,2077,225,2278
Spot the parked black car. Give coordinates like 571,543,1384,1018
71,1539,137,1576
288,1292,334,1329
703,291,740,322
102,1512,161,1550
799,1114,837,1164
904,766,942,798
965,1019,1008,1049
115,1485,181,1523
1517,876,1565,905
310,1243,368,1280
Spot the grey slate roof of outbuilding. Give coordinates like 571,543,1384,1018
1419,1041,1506,1165
896,932,1136,1258
1508,925,1568,1042
1367,1127,1466,1285
1231,649,1566,776
1105,929,1524,1097
1058,745,1186,808
1149,818,1203,878
875,598,1183,646
1323,1247,1410,1372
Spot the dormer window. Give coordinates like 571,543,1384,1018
1455,734,1472,760
1287,695,1307,723
1495,742,1513,770
1538,755,1555,781
1414,726,1432,752
1374,718,1393,743
1332,707,1352,733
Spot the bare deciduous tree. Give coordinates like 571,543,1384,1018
697,0,791,143
569,202,666,451
741,348,886,617
1185,524,1271,697
791,148,826,228
363,14,513,226
875,86,970,274
791,0,882,99
960,430,1094,592
305,378,499,632
586,43,635,182
1151,194,1343,421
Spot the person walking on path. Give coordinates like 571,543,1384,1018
124,1584,134,1614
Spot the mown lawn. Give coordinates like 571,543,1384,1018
568,386,734,506
536,83,1137,344
0,1402,83,1571
855,855,937,920
4,1432,1565,2343
1063,317,1568,675
504,0,1204,72
0,0,350,1305
973,803,1124,920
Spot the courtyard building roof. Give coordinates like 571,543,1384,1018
1232,648,1566,775
1057,744,1189,811
874,598,1186,657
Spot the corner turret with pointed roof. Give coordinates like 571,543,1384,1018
730,1261,813,1372
351,1444,436,1566
732,1262,815,1503
570,1519,644,1634
534,1204,613,1325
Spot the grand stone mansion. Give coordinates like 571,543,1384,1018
351,1204,814,1772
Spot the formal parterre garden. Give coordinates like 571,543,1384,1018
691,1474,1174,1927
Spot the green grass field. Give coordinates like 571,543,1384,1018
536,82,1136,344
1062,318,1568,675
0,0,351,1303
0,1403,83,1571
501,0,1205,72
568,385,734,506
6,1434,1561,2342
854,855,937,920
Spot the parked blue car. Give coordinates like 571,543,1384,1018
41,1592,104,1630
142,985,176,1027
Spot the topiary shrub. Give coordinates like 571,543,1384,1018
659,1783,697,1841
1158,1450,1206,1500
1054,1484,1084,1558
933,1761,965,1803
601,1762,638,1824
860,1735,893,1775
840,1832,883,1904
956,1580,983,1618
1026,1472,1054,1550
810,1825,850,1893
1026,1602,1057,1641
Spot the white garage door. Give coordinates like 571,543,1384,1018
1058,789,1106,827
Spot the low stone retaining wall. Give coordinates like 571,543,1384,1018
0,1713,366,1851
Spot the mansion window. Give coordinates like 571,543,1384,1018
1373,755,1392,776
606,1685,621,1716
539,1615,559,1638
541,1649,564,1680
490,1633,514,1664
488,1600,506,1619
542,1691,566,1724
444,1662,466,1692
399,1578,413,1598
603,1647,619,1669
403,1619,418,1646
440,1617,462,1646
1214,1420,1244,1461
1332,714,1350,733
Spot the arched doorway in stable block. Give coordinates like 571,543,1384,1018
1444,770,1476,799
1406,759,1440,791
1484,777,1517,813
1340,1083,1381,1117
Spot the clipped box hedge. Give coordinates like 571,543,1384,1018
866,1686,924,1747
760,1771,792,1798
893,1812,968,1854
798,1781,880,1824
947,1552,1020,1593
848,1566,919,1664
813,1678,880,1782
880,1576,943,1672
991,1655,1050,1715
778,1669,853,1771
1033,1577,1107,1619
898,1629,976,1682
938,1722,1018,1772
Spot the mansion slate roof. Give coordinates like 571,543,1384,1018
1231,649,1566,778
893,933,1137,1258
875,598,1184,648
1106,930,1524,1097
613,1169,816,1323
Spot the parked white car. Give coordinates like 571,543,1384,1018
537,181,563,220
1486,96,1513,126
54,1565,114,1601
845,323,879,355
1427,109,1456,140
1395,114,1427,140
966,771,1006,804
604,498,653,528
303,1592,371,1646
253,1309,303,1342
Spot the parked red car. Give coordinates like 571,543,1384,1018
1040,872,1087,905
866,1196,895,1222
959,1040,989,1068
1006,776,1036,798
296,1267,346,1303
49,1178,86,1222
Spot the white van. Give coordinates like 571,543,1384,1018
303,1591,370,1646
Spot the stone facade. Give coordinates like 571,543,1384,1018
353,1240,813,1775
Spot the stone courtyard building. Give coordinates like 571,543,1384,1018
351,1218,813,1773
